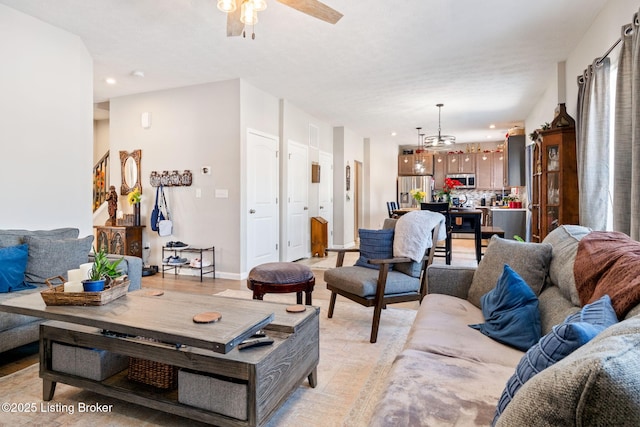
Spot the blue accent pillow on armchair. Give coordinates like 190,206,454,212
354,228,394,270
0,244,35,292
469,264,541,352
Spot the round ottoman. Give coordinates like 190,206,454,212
247,262,315,305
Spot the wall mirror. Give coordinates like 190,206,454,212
120,149,142,195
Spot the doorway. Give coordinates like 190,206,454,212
354,160,363,242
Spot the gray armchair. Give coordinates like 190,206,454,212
324,217,442,343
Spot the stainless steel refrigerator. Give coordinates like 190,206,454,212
397,176,434,208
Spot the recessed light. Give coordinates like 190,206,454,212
105,77,117,85
131,70,145,78
489,124,496,129
391,132,397,136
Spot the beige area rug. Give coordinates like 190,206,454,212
309,251,360,269
0,290,416,427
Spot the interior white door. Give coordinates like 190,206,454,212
246,130,279,271
287,141,309,261
319,151,334,248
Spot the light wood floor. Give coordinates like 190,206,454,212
0,239,478,377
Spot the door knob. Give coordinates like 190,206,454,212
304,206,309,210
319,206,324,209
249,209,256,214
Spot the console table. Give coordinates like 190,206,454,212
0,290,319,426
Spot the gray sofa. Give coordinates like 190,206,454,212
370,225,640,426
0,228,142,354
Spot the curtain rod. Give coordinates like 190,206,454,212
597,23,634,64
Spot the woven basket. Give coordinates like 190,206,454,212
128,357,178,389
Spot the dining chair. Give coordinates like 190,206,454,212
421,202,452,264
386,201,398,218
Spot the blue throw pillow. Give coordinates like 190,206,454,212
564,294,618,326
469,264,541,352
0,244,35,292
492,294,618,425
354,228,394,270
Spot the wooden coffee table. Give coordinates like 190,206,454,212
0,289,319,426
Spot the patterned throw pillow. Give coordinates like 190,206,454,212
469,264,541,352
354,229,394,270
492,295,618,424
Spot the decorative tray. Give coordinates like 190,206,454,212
41,276,130,306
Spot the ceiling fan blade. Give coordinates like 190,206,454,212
226,5,244,37
276,0,343,24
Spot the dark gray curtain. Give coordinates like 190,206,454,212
614,15,640,240
576,58,611,231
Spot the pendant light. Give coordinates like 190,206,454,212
424,104,456,146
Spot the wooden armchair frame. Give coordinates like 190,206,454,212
325,222,440,343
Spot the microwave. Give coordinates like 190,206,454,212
446,174,476,189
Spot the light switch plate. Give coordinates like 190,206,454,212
215,189,228,198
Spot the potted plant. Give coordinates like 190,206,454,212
83,247,124,292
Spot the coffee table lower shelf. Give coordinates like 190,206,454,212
39,317,319,427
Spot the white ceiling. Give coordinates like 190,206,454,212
1,0,609,145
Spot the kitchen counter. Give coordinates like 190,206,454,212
491,208,526,240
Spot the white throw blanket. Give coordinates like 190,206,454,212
393,210,447,262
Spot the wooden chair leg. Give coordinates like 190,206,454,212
328,292,337,318
371,298,384,343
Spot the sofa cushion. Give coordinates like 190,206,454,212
405,294,525,367
564,294,619,326
324,266,420,298
369,349,515,427
0,244,35,292
470,265,541,351
468,236,552,309
495,316,640,427
354,228,394,270
537,286,579,335
541,225,591,306
23,235,94,284
0,228,79,248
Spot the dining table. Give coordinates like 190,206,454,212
393,207,483,263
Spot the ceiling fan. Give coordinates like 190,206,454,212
218,0,343,39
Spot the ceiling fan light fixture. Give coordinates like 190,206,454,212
251,0,267,12
241,1,258,25
425,103,456,147
217,0,237,13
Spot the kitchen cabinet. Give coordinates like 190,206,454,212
531,104,579,242
94,225,144,257
476,151,504,189
398,153,433,176
433,153,447,190
446,153,475,174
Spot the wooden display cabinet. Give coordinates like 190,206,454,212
531,104,579,242
94,225,144,257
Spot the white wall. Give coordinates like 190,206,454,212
0,5,93,235
333,126,365,247
109,80,244,277
109,79,280,278
279,100,333,259
93,120,110,164
526,0,639,129
365,137,399,229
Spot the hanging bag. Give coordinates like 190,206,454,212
150,186,164,232
158,186,173,237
